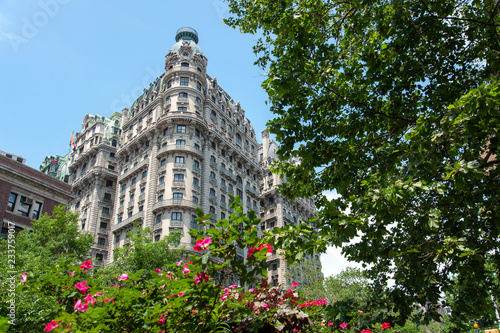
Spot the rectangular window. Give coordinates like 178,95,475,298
173,193,183,200
193,177,199,186
175,156,185,164
180,77,189,86
163,128,168,136
7,193,17,212
17,196,32,217
159,175,165,183
171,212,182,220
195,129,200,137
131,177,136,185
174,174,185,181
178,107,187,111
197,81,202,91
158,193,164,201
98,237,106,245
106,180,113,188
32,201,42,220
160,159,166,166
176,139,186,147
179,92,188,98
193,196,199,203
142,170,148,178
177,125,186,133
155,214,162,224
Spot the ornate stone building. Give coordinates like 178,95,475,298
42,27,319,284
259,131,320,285
40,153,71,183
65,112,122,265
110,27,262,262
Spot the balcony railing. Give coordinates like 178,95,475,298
193,165,201,174
193,183,201,192
152,199,196,212
173,180,185,187
209,194,218,203
210,161,218,170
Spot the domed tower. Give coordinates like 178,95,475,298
162,27,208,118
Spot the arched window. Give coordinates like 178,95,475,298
111,139,117,147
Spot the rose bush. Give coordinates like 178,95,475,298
3,198,396,332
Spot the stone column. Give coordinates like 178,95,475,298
262,129,269,163
88,173,103,236
145,132,160,229
201,140,210,215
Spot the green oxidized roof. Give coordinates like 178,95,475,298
171,27,202,54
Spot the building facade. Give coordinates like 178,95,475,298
0,152,73,238
40,153,71,183
65,112,122,265
259,131,320,285
42,27,318,284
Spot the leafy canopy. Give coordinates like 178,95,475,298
225,0,500,325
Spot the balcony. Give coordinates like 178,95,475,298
209,194,218,203
152,199,196,212
101,211,110,218
193,165,201,174
177,97,188,103
111,211,144,233
245,185,260,197
157,182,165,190
209,178,217,186
158,144,203,159
193,183,201,192
174,162,185,168
220,201,227,209
210,160,218,170
95,243,107,249
173,180,185,187
221,167,236,181
220,185,227,193
103,197,112,204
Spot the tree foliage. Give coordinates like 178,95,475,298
95,222,183,282
225,0,500,327
0,205,94,332
2,200,341,333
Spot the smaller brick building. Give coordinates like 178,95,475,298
0,152,73,237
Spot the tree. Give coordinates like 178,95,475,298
0,205,93,332
225,0,500,327
95,222,184,282
2,199,339,333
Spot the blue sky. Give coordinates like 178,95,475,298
0,0,359,277
0,0,268,169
